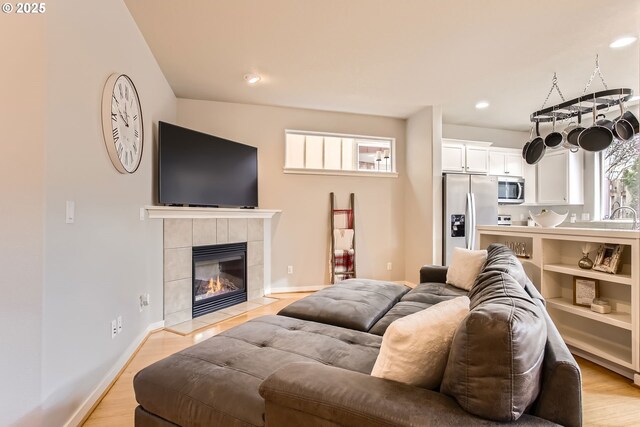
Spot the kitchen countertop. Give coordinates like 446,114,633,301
477,225,640,239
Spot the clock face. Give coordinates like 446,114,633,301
101,74,143,173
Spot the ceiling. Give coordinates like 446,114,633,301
125,0,640,131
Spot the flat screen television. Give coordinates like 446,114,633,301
158,122,258,208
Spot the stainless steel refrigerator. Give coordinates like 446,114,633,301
443,174,498,265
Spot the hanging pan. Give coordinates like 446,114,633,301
525,122,546,165
566,103,586,147
613,99,635,141
578,96,614,152
544,114,563,149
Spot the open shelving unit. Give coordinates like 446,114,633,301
477,225,640,384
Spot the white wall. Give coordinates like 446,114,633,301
177,99,406,289
39,1,176,425
0,14,46,427
443,123,528,148
404,107,440,283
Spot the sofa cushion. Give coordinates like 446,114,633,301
134,315,381,427
278,279,409,332
371,296,470,389
446,247,487,290
483,243,530,289
441,270,547,422
369,282,467,335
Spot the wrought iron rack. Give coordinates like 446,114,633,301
530,88,634,123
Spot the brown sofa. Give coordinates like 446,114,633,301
134,244,582,426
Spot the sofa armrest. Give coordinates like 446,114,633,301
259,363,556,427
420,265,448,284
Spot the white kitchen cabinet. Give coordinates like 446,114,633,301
442,143,466,173
537,149,583,205
442,140,490,174
523,161,537,204
465,146,488,173
488,149,523,177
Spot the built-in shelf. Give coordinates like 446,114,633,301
544,263,632,286
555,324,633,369
145,206,281,219
477,225,639,384
546,298,632,330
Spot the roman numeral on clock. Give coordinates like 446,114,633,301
112,94,119,105
111,113,117,122
117,143,123,158
134,130,139,138
133,114,138,121
112,128,119,142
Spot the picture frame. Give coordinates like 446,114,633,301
573,277,599,307
593,244,624,274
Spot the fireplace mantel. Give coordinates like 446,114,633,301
145,205,281,219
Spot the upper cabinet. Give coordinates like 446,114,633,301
488,149,523,177
442,139,489,174
537,149,584,205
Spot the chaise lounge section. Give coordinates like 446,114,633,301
134,244,581,426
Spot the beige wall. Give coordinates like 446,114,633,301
0,14,46,427
39,1,176,425
443,123,528,148
177,99,406,290
404,107,442,283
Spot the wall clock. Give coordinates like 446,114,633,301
101,73,144,173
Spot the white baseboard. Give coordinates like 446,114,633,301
64,320,165,427
269,285,329,294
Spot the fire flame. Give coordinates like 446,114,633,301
206,275,222,295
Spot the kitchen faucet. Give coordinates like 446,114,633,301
610,206,638,230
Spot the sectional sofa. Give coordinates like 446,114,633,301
133,244,582,426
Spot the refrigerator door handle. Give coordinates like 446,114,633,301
470,193,477,249
466,192,473,250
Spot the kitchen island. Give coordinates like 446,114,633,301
477,225,640,385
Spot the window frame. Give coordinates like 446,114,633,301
284,129,398,178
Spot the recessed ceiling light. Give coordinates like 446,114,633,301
244,73,261,85
475,101,490,109
609,36,637,48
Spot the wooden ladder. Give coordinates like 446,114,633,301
330,192,356,284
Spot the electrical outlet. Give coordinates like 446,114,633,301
287,266,293,274
66,201,75,224
139,207,146,221
111,319,117,339
139,293,150,312
387,262,392,271
117,316,123,334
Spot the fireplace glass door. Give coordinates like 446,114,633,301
192,243,247,317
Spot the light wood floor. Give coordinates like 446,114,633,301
83,293,640,427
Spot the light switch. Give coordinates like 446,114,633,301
66,201,75,224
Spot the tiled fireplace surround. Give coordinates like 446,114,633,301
161,213,275,327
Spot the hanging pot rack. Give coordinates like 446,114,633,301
530,88,634,123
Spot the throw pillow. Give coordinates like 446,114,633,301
370,296,470,389
446,247,487,290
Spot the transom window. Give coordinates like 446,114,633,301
284,130,396,176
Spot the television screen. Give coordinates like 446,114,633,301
158,122,258,208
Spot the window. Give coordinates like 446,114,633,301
284,130,396,176
600,137,639,220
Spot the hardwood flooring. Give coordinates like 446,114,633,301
83,292,640,427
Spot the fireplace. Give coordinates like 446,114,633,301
192,243,247,318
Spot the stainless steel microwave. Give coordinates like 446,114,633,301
498,177,525,204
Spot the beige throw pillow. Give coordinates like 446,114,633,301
370,296,470,389
446,247,487,290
